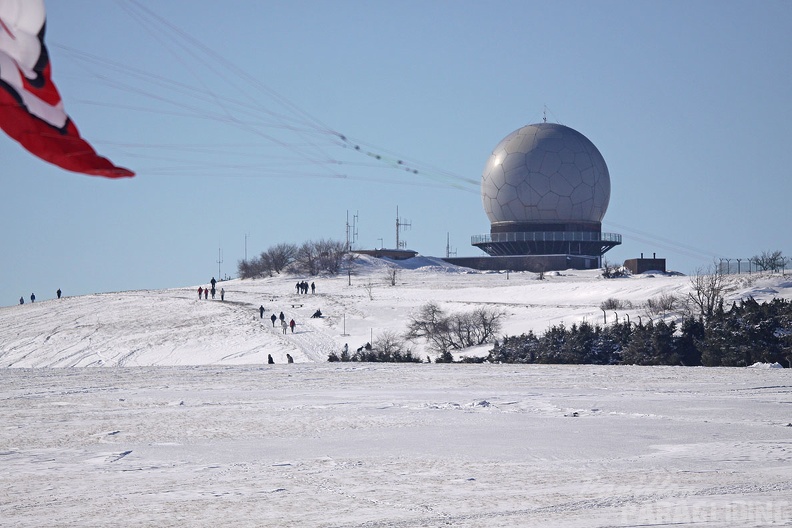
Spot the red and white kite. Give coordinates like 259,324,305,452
0,0,133,178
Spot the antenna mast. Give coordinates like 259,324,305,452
345,210,359,251
395,206,411,249
446,233,457,258
346,211,351,251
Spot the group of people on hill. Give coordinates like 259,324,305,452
198,277,224,301
295,281,315,294
255,309,297,363
19,288,62,305
258,309,297,335
257,279,327,363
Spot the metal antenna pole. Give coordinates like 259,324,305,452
446,233,456,258
396,206,399,250
395,206,411,249
353,211,359,246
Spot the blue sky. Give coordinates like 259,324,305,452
2,0,790,306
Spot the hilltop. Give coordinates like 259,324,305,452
2,255,791,368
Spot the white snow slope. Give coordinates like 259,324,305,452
4,255,791,367
2,256,792,527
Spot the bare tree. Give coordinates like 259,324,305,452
264,243,297,275
384,267,398,286
362,280,374,300
405,302,452,353
405,302,504,355
644,293,678,317
237,254,268,279
470,307,505,344
314,239,347,275
752,250,785,272
237,243,297,279
449,308,505,348
374,330,414,360
291,239,347,276
237,258,255,279
293,241,319,275
686,265,725,320
600,298,633,311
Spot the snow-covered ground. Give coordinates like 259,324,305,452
3,364,792,527
2,257,792,526
3,255,791,367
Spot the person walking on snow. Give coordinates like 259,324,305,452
289,319,295,333
270,313,277,327
220,287,225,301
198,287,203,299
281,319,288,334
259,305,265,319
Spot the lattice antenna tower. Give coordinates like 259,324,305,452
345,210,359,251
445,233,457,258
353,211,359,247
396,206,411,250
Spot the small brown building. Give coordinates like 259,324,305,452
623,253,666,274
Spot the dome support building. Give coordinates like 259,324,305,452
447,123,621,272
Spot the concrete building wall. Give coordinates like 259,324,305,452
443,254,600,272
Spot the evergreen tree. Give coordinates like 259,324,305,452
621,322,652,365
677,317,704,366
650,320,679,365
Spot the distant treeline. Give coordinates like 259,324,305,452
238,240,348,278
483,297,792,367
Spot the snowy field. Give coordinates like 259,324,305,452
3,364,792,527
2,257,792,526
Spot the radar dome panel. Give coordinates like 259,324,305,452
481,123,611,224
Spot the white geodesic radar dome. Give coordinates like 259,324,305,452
481,123,611,224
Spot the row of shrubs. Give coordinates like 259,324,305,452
325,298,791,366
486,297,792,367
328,331,423,363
